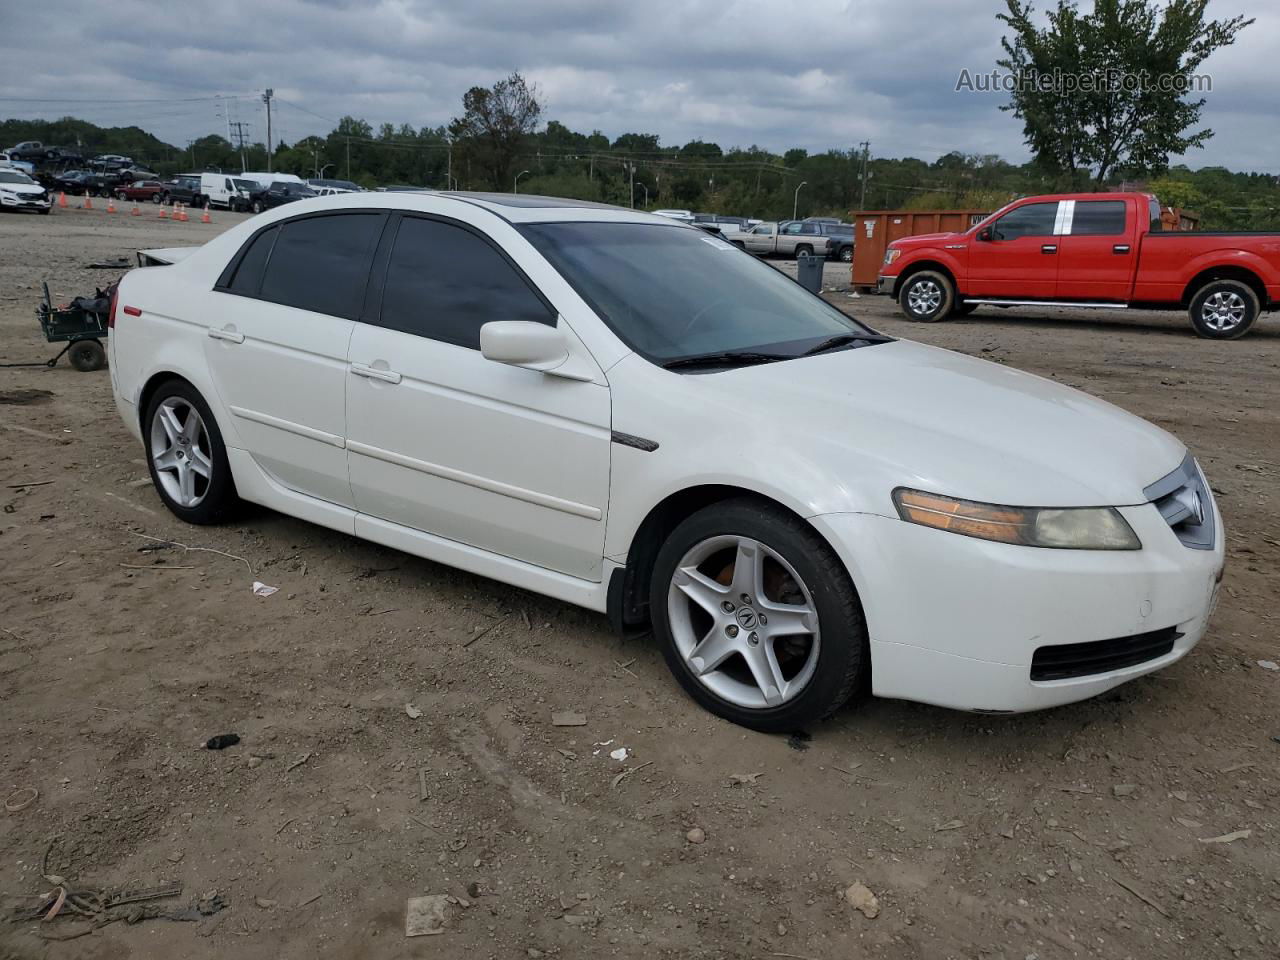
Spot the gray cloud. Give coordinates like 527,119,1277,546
1,0,1274,171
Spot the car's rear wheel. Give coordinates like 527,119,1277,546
794,244,814,259
68,339,106,372
898,270,955,322
152,193,163,204
251,200,263,214
143,381,238,524
651,498,868,732
1188,279,1259,340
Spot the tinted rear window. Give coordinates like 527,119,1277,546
1071,201,1127,236
258,213,383,318
226,226,278,296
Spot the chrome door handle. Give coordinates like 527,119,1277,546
349,362,402,385
1041,244,1058,254
1113,244,1131,254
207,326,244,343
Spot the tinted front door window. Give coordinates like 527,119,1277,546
992,202,1059,240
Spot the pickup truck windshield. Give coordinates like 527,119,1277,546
521,221,879,363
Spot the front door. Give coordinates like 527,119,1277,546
1055,199,1137,301
204,211,385,507
345,213,612,580
965,200,1062,299
744,224,776,254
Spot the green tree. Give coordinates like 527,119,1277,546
998,0,1252,188
449,72,542,189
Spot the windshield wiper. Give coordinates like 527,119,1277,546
661,350,790,370
801,333,891,356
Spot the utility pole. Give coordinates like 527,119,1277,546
262,88,274,173
346,136,351,180
445,136,452,189
230,122,250,173
859,140,870,210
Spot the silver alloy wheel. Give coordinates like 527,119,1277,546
150,397,212,508
1201,291,1246,332
667,535,821,710
907,279,942,316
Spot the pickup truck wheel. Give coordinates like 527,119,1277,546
1189,280,1259,340
251,200,264,214
794,244,814,259
838,246,853,262
899,270,955,322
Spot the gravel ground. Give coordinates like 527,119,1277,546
0,205,1277,960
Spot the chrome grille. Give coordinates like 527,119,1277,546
1144,455,1215,550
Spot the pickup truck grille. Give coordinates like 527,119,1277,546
1031,627,1181,681
1143,455,1215,551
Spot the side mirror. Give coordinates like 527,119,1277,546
480,321,570,372
977,227,993,242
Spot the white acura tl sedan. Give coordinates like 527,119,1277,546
108,192,1224,731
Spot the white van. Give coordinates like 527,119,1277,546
239,172,306,190
199,173,258,210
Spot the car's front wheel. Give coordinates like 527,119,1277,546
143,380,239,524
251,200,263,214
898,270,955,322
651,498,868,732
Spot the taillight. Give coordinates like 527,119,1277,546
107,285,119,329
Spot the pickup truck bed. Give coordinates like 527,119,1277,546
877,192,1280,340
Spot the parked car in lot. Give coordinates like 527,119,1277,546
163,175,206,207
741,221,830,259
308,178,362,194
51,169,91,193
820,222,854,262
878,191,1280,339
116,180,171,203
260,180,318,209
6,141,47,162
108,192,1224,730
0,169,51,213
0,152,37,175
652,208,695,223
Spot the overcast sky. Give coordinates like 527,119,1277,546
3,0,1276,171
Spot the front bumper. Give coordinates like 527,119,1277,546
810,500,1224,713
0,193,50,210
876,274,897,296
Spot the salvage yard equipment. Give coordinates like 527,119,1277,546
36,281,111,371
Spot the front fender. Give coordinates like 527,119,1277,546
890,247,967,294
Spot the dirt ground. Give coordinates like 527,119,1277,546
1,205,1277,960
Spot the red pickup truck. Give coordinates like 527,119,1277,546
876,192,1280,339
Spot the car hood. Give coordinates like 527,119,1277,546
890,231,964,249
0,181,45,195
673,340,1185,511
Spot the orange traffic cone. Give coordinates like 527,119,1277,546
83,190,93,210
106,197,117,213
200,203,211,224
158,203,168,220
177,204,189,222
130,203,141,217
57,191,67,208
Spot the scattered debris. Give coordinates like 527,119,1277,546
87,257,131,269
203,734,240,751
787,731,812,751
405,703,422,719
611,761,653,789
405,895,452,936
1113,784,1137,797
551,711,587,727
686,827,706,845
1059,783,1094,794
609,747,629,762
1199,830,1251,844
463,617,507,648
251,581,278,598
4,787,38,813
844,882,880,919
1220,761,1255,774
131,531,254,574
255,898,277,909
5,479,53,489
1110,874,1169,917
935,820,965,832
419,769,430,801
729,772,763,786
614,658,638,678
1175,817,1203,829
1257,660,1279,671
285,752,312,772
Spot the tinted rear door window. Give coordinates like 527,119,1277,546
1071,201,1127,236
226,226,278,296
379,216,554,349
259,213,384,318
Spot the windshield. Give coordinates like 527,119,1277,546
0,171,35,185
521,222,879,363
233,179,257,192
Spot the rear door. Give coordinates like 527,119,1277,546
344,212,612,579
965,200,1061,298
205,210,385,507
1055,199,1137,301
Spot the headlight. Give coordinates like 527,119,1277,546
884,248,902,266
893,488,1141,550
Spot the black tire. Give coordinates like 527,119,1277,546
97,187,111,199
68,339,106,372
838,246,853,263
251,200,263,214
794,244,814,259
1188,279,1259,340
650,498,868,733
116,191,127,201
898,270,955,322
39,207,50,215
152,193,163,204
142,380,239,525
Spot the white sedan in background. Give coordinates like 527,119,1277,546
107,192,1224,731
